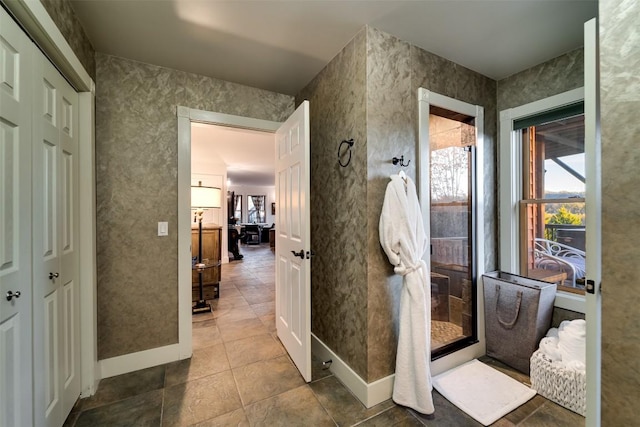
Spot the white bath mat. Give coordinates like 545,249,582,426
432,359,536,426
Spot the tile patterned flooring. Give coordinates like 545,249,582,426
64,244,584,426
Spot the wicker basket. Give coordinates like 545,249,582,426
530,350,586,416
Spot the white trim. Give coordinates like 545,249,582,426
498,87,587,314
177,111,193,359
311,334,394,408
99,344,182,379
188,108,281,132
78,89,99,397
2,0,93,92
418,88,487,372
5,0,99,397
584,17,601,426
554,291,587,313
177,106,281,360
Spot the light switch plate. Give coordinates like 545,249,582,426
158,222,168,236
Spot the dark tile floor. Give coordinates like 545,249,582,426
64,244,584,427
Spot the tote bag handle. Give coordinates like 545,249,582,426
494,284,522,329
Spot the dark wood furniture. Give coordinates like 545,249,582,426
191,224,222,302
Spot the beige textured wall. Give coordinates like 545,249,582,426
600,0,640,423
40,0,96,79
96,53,293,359
299,26,498,382
366,28,498,381
365,28,413,382
296,29,370,379
497,48,583,112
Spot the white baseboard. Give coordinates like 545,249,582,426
99,344,183,379
311,334,394,408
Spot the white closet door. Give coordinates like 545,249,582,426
0,10,34,427
32,45,80,427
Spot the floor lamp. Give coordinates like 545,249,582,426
191,182,221,313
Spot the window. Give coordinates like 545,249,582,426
519,113,585,294
248,195,265,223
500,88,586,303
234,195,242,222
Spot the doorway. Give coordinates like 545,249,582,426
176,107,281,357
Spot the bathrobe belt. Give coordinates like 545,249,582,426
394,259,426,277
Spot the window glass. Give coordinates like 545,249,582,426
248,195,265,223
429,108,477,354
520,113,586,294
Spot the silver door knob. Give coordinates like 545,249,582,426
49,272,59,280
6,291,21,301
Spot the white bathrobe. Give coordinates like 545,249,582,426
379,173,434,415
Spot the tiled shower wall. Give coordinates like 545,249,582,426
95,53,293,359
600,0,640,423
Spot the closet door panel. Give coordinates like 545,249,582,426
33,56,63,427
32,47,80,427
58,71,80,415
0,9,33,427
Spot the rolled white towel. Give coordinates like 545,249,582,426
558,320,586,366
539,336,561,361
565,360,586,373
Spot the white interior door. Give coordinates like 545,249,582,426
0,10,34,427
584,18,601,426
275,101,311,382
32,45,81,427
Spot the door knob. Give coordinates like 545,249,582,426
49,272,59,280
291,250,305,259
6,290,21,301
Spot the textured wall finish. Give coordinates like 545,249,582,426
40,0,96,79
299,26,499,383
365,28,413,382
496,49,583,112
96,53,293,359
600,0,640,424
296,29,370,379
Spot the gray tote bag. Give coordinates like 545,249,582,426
483,271,556,374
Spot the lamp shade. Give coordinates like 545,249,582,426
191,184,221,209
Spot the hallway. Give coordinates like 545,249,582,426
64,244,583,426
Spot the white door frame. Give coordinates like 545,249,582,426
2,0,98,397
417,88,486,376
584,17,601,426
176,107,281,358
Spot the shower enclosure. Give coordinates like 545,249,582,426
418,89,486,369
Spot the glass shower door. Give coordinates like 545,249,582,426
428,105,477,356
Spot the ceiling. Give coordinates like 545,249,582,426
71,0,596,186
71,0,597,96
191,123,275,187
